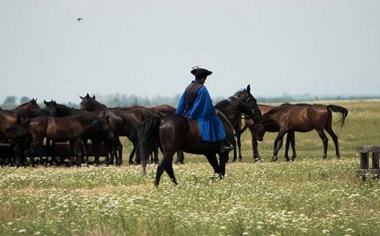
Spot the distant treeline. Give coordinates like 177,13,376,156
1,93,379,110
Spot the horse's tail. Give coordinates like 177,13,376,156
6,118,31,139
327,105,349,127
137,116,161,174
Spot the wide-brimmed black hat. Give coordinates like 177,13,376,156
190,66,212,77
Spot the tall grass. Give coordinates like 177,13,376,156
0,100,379,236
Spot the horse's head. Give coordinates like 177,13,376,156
43,100,57,117
79,93,106,111
234,84,262,123
14,98,40,112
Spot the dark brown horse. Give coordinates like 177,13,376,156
254,103,348,161
7,113,115,167
44,100,136,166
138,86,262,186
1,99,41,140
0,100,41,166
79,94,162,164
214,85,262,162
241,104,296,162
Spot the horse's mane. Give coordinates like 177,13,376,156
55,103,82,116
87,98,107,109
232,88,247,97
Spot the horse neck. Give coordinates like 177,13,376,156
84,102,107,111
12,103,39,112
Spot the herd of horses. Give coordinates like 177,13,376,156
0,85,349,186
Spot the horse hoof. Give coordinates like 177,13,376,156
271,156,278,162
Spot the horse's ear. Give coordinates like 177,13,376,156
44,100,48,106
247,84,251,94
93,95,96,100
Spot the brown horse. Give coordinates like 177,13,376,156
12,98,40,112
254,103,348,161
7,114,115,167
241,104,296,162
138,86,261,186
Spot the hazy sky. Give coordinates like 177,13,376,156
1,0,379,104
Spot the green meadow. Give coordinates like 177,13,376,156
1,100,380,236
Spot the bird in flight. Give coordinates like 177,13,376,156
77,18,83,22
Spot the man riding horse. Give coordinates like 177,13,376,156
175,66,233,154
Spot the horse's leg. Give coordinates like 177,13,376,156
129,146,136,165
12,141,23,168
155,151,177,186
115,139,123,166
205,152,221,177
68,141,76,166
175,150,184,164
316,129,329,159
92,140,100,166
252,138,261,162
324,126,340,159
271,130,287,162
28,139,42,167
135,141,142,165
50,141,57,166
237,132,243,161
74,140,83,166
82,140,89,165
287,131,296,161
153,142,159,164
284,133,291,162
163,158,177,185
218,152,228,178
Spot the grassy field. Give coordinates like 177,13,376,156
1,100,380,236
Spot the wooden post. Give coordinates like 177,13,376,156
360,152,369,169
357,146,380,178
373,152,379,169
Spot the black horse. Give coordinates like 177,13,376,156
138,85,262,186
214,85,262,162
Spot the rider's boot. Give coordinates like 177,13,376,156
218,139,233,154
